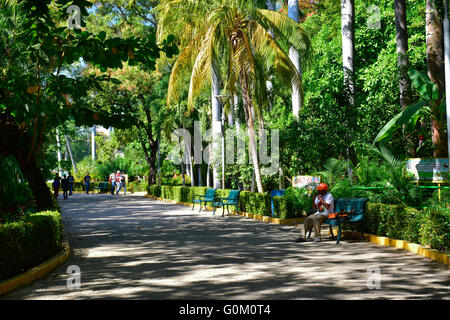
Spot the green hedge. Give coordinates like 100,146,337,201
147,185,272,216
345,203,450,252
272,196,304,219
0,210,63,281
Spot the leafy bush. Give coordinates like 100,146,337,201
127,180,148,193
0,156,33,212
358,203,449,251
0,210,63,280
417,208,450,252
272,196,303,219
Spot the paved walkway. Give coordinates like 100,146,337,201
2,192,449,300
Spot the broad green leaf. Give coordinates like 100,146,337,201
408,69,439,101
374,101,427,143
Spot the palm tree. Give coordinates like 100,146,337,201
394,0,410,110
341,0,355,110
288,0,303,117
158,0,310,193
341,0,356,172
395,0,415,156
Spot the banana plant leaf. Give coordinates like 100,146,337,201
373,101,428,144
408,69,440,101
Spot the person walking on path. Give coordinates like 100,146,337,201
67,172,74,196
83,172,92,194
296,183,335,243
61,174,69,200
109,171,117,195
116,171,128,195
52,173,61,199
114,170,122,194
122,172,128,195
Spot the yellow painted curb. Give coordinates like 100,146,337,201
337,230,449,267
145,194,305,225
0,240,70,297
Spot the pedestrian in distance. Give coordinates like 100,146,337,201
122,171,128,195
115,170,122,194
109,171,117,195
61,174,69,200
116,171,128,195
83,172,92,194
67,172,74,196
52,173,61,199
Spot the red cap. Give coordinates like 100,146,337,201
317,183,328,191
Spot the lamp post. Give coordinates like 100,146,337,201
215,95,232,189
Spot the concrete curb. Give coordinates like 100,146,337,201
0,240,70,297
145,194,305,225
333,230,449,267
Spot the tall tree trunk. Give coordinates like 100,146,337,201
91,125,96,162
266,0,276,110
341,0,357,171
341,0,355,109
288,0,303,117
56,129,62,176
65,134,78,174
197,163,202,186
426,0,448,157
233,93,240,134
0,113,54,210
240,74,264,193
395,0,410,109
211,62,222,189
157,137,161,185
395,0,416,156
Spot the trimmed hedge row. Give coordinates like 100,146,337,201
148,185,273,216
272,196,304,219
0,210,63,281
358,203,450,252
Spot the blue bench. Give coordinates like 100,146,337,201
192,188,216,212
324,198,368,244
213,190,241,217
93,182,109,193
270,189,286,217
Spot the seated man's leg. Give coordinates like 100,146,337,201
313,213,328,241
297,214,314,242
304,214,314,239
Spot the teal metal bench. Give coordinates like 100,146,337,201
192,188,216,212
213,190,241,217
93,182,109,193
308,198,368,244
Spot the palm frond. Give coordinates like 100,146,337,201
256,8,311,58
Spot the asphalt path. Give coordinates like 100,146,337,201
2,192,449,300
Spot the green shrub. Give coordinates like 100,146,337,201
417,208,450,252
239,191,271,216
272,195,304,219
0,210,63,281
127,180,148,193
359,202,449,251
148,184,162,197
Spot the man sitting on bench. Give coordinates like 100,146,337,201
296,183,334,243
